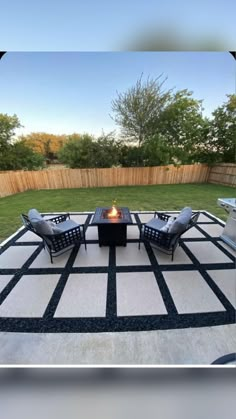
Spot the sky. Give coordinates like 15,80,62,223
0,52,235,137
0,0,236,50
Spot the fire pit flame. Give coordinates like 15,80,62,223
108,205,118,218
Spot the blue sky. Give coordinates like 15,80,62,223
0,0,235,50
0,52,235,137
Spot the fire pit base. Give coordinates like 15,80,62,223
91,207,133,246
98,224,127,246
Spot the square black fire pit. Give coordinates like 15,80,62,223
91,207,133,246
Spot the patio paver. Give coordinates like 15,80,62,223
116,272,168,316
163,271,225,313
207,269,236,309
30,248,71,268
0,246,38,269
73,244,109,267
116,243,151,266
199,223,224,238
152,246,193,265
16,230,41,242
54,273,108,317
186,242,233,264
0,274,60,317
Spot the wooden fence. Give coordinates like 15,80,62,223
0,164,210,198
208,163,236,187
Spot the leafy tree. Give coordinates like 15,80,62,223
0,114,45,170
58,132,121,168
119,134,171,168
20,132,67,161
209,94,236,163
111,74,172,146
0,113,21,149
158,89,208,163
58,134,96,168
0,141,45,170
93,132,121,168
117,143,144,167
142,134,171,166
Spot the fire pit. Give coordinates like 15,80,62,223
91,207,133,246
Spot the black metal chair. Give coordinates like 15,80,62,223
21,213,86,263
139,211,200,261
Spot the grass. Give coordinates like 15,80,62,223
0,183,234,243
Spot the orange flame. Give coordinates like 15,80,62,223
108,205,118,218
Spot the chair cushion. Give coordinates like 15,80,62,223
28,208,43,224
46,221,63,234
32,219,54,235
145,218,166,230
160,216,175,232
179,206,192,218
168,207,192,234
56,219,79,232
28,209,55,235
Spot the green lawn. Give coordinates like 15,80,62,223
0,183,234,243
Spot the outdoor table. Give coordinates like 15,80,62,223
91,207,133,246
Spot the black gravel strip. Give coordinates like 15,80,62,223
106,246,117,318
143,241,178,315
0,311,233,333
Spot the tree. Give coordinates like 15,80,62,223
111,74,172,146
0,113,45,170
142,134,171,166
20,132,67,162
209,94,236,163
57,134,96,168
0,140,45,170
158,89,209,163
0,113,21,149
58,132,121,168
118,143,143,167
93,132,120,168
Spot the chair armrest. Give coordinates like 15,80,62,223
49,224,81,239
143,224,178,249
46,213,70,224
191,211,200,224
21,214,29,227
44,224,84,247
154,212,174,222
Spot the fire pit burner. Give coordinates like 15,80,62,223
102,207,123,219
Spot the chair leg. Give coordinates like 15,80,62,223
138,229,142,249
50,252,53,264
82,226,87,250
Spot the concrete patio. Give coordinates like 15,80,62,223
0,211,235,365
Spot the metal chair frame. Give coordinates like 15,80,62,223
21,213,86,263
139,211,200,261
